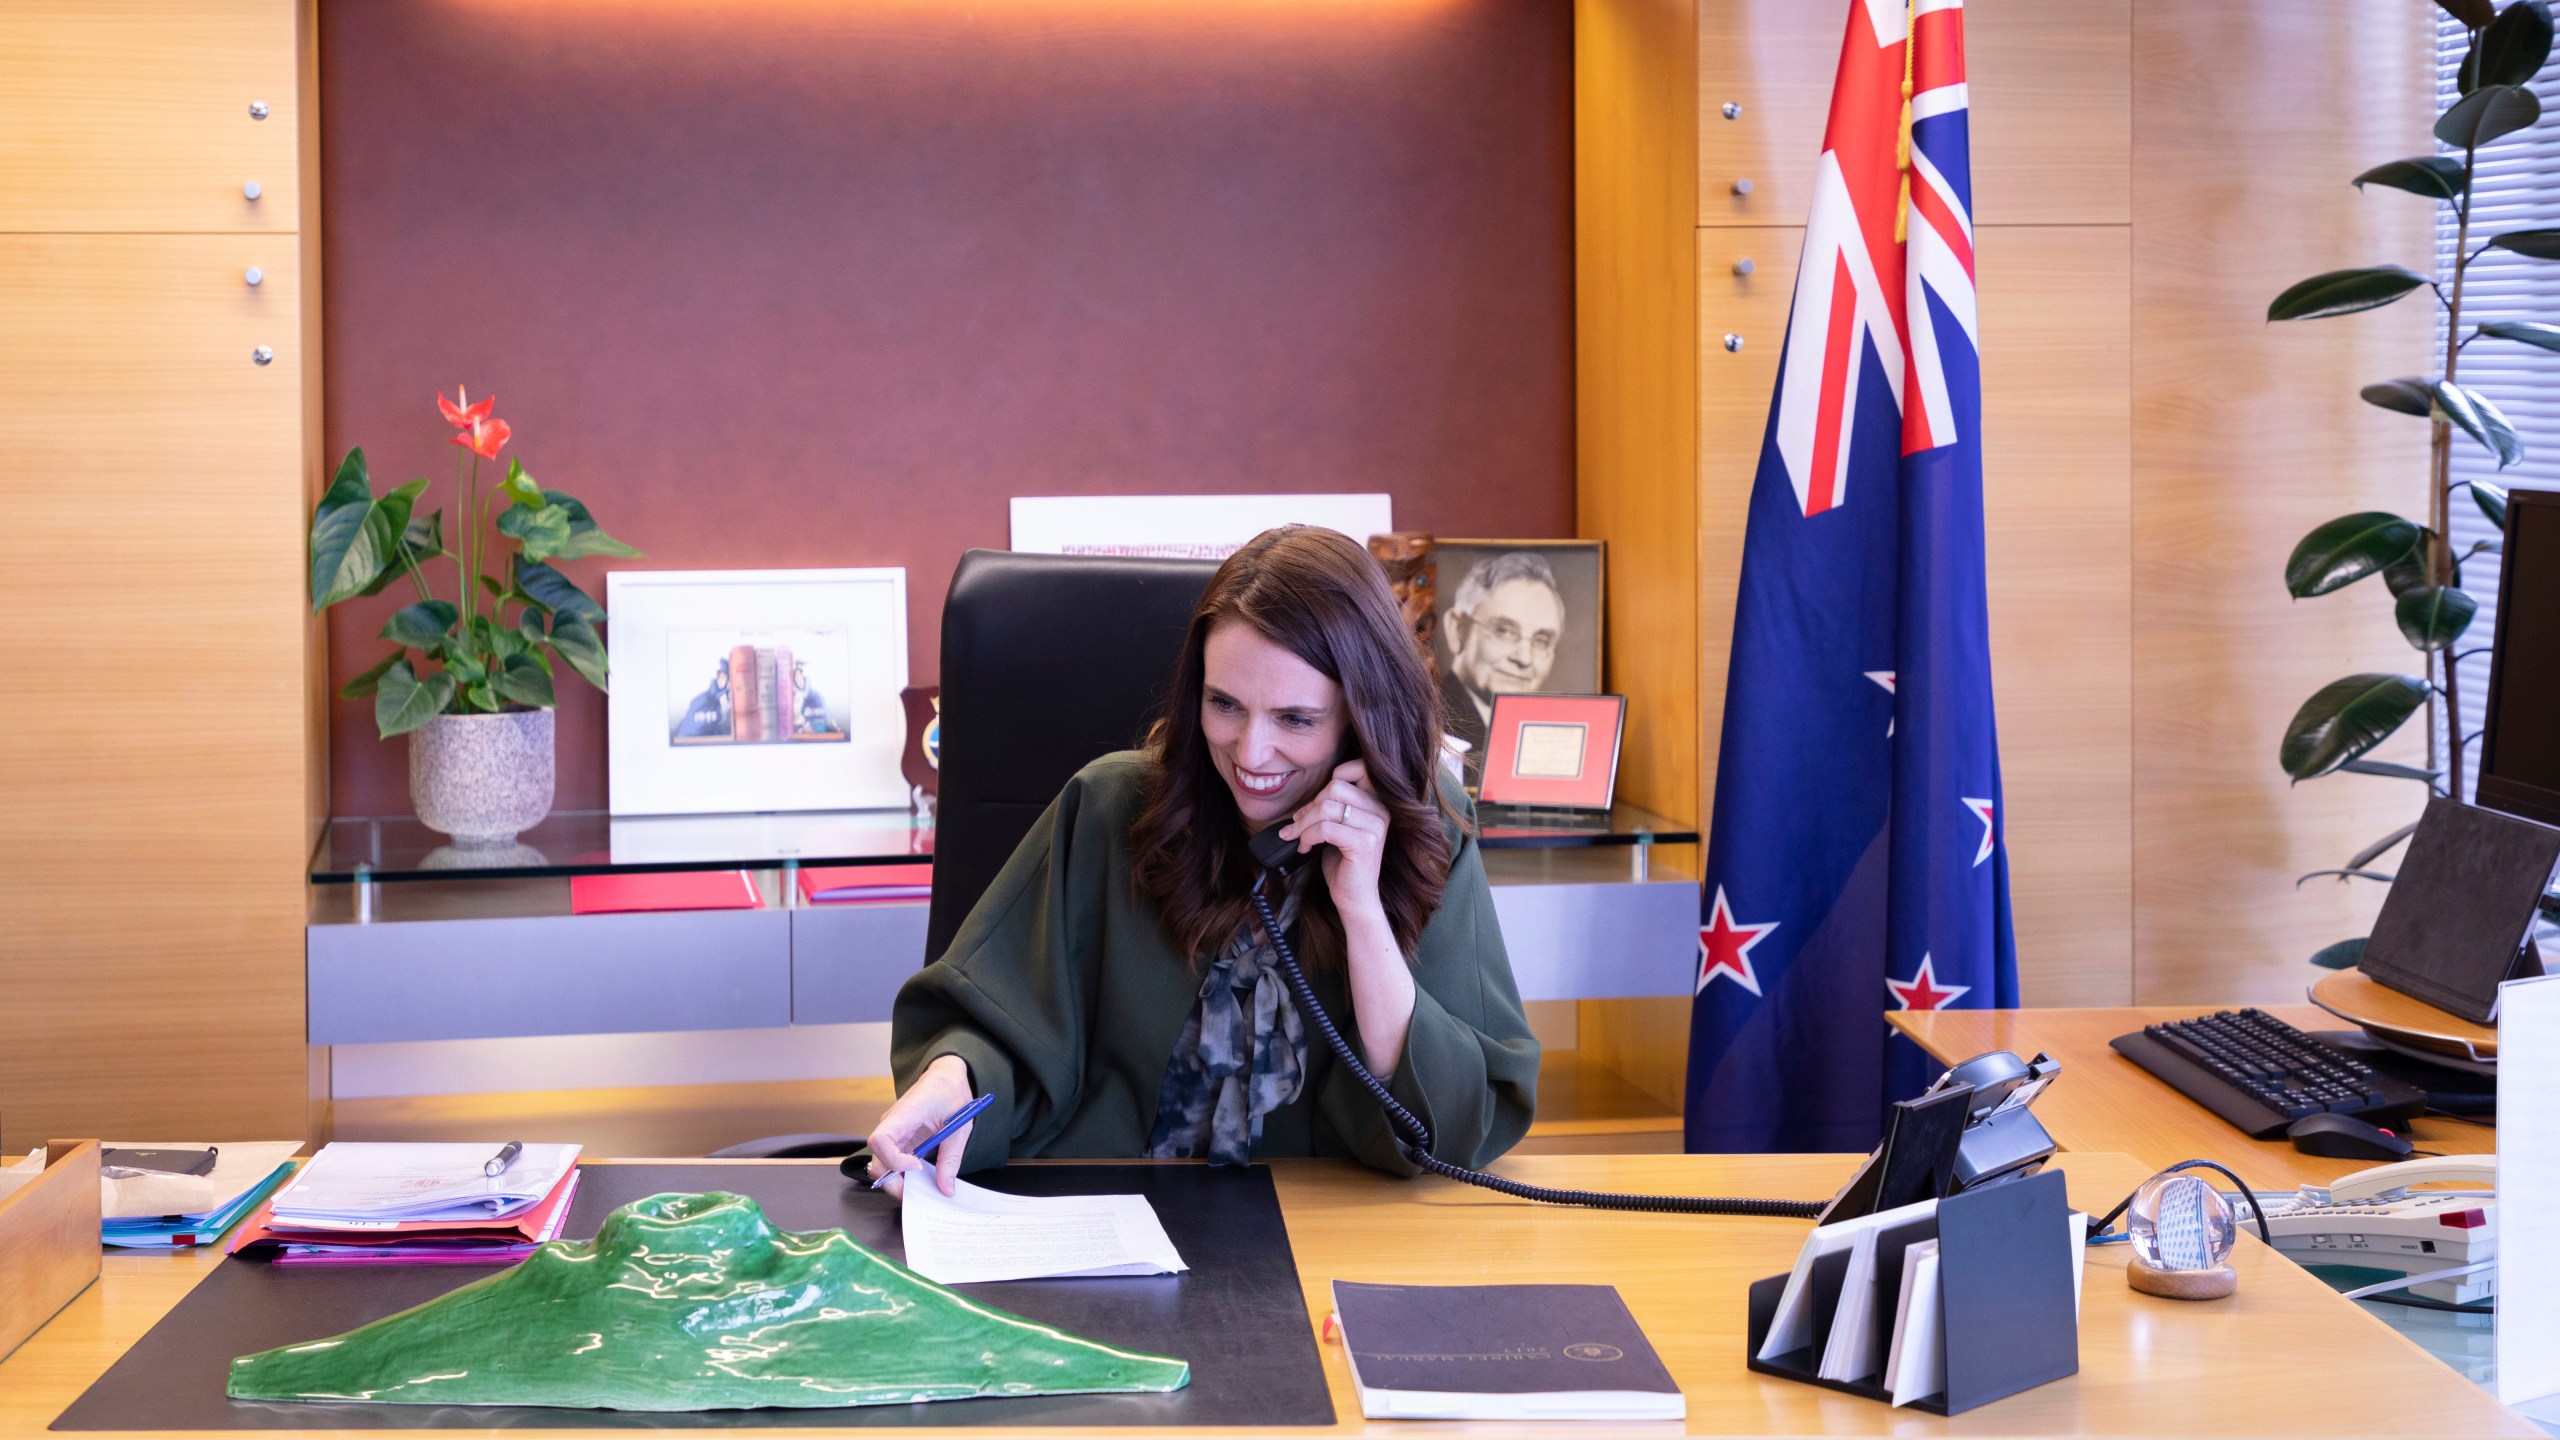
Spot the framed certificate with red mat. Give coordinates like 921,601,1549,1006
1477,694,1624,810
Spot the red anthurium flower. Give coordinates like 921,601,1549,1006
450,416,511,460
437,386,496,429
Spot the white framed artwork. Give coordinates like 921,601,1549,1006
606,569,910,815
1009,494,1393,560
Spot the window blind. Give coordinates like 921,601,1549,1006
2435,19,2560,797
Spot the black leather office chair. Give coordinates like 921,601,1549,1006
710,550,1217,1159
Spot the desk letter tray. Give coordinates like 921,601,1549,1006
1744,1168,2078,1416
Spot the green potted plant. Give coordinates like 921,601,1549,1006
309,388,637,844
2268,0,2553,965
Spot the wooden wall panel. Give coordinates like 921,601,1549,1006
1976,226,2133,1006
1576,0,1701,825
0,235,312,1147
0,0,300,233
2131,2,2438,1002
1697,0,2130,231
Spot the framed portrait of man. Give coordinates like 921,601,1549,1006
1427,539,1605,777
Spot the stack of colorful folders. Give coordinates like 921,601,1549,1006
102,1142,302,1250
230,1142,583,1266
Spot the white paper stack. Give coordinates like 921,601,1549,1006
899,1177,1187,1285
270,1143,580,1225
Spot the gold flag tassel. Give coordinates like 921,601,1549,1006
1895,0,1916,244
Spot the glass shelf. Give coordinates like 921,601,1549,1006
313,801,1698,885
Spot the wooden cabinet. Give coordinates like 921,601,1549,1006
0,0,300,233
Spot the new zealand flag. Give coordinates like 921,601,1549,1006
1684,0,2016,1153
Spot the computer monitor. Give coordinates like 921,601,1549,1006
2478,486,2560,828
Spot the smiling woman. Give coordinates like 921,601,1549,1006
872,527,1539,1192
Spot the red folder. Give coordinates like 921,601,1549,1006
570,869,764,914
797,862,934,904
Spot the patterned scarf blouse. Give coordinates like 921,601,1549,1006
1143,870,1313,1167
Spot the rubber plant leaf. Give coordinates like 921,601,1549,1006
2359,376,2436,416
2432,380,2525,467
2351,156,2468,199
2309,937,2371,971
2284,511,2423,597
2440,0,2496,27
2279,673,2430,779
2437,83,2542,148
546,614,611,691
2477,0,2555,86
540,489,643,560
374,662,458,739
2348,820,2423,872
513,558,605,624
381,600,459,652
2479,320,2560,352
2395,585,2479,651
2382,528,2437,597
2340,758,2444,784
2475,479,2511,529
337,651,406,701
2490,228,2560,259
2266,265,2428,321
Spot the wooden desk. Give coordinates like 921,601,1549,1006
1892,1007,2497,1192
0,1154,2531,1437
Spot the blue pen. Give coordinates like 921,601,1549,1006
871,1092,995,1190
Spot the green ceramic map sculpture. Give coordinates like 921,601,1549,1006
226,1191,1190,1411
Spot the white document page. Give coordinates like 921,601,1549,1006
1757,1196,1937,1361
900,1177,1187,1285
1815,1227,1882,1383
1887,1242,1945,1408
100,1140,301,1221
271,1142,579,1223
2498,973,2560,1406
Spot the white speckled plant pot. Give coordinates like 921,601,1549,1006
409,710,556,845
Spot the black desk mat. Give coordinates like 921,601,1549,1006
54,1164,1333,1430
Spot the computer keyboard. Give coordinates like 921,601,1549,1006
2109,1008,2430,1139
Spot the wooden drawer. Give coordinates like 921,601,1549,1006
0,0,300,233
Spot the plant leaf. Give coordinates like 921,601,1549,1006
2442,0,2497,26
2478,0,2555,86
2348,820,2424,872
355,506,447,598
2461,39,2482,93
2267,265,2429,321
2309,936,2371,970
380,599,459,651
2491,228,2560,259
495,653,556,709
2474,479,2512,530
546,614,610,691
2479,320,2560,352
2340,758,2444,784
309,448,390,608
2433,380,2525,466
500,455,545,509
2285,511,2424,597
496,502,574,562
2296,869,2398,886
2437,83,2543,148
539,489,643,560
2382,529,2436,596
337,650,406,701
2280,673,2431,779
512,558,604,623
2359,375,2436,416
374,661,457,738
2395,584,2479,650
2352,155,2468,199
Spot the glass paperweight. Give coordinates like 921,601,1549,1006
2128,1171,2236,1273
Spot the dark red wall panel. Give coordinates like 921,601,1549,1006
321,0,1573,814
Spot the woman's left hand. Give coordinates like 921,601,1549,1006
1280,759,1390,922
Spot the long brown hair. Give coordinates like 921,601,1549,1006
1130,526,1454,971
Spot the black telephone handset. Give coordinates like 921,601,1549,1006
1248,821,1314,877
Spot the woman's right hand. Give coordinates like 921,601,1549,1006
865,1054,976,1198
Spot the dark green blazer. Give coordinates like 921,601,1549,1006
891,751,1540,1175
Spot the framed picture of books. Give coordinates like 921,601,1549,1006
606,569,909,815
1477,694,1624,811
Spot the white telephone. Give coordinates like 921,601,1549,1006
2244,1156,2497,1303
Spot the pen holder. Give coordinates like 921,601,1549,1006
1744,1168,2080,1416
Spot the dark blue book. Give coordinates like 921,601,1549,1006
1331,1281,1683,1420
